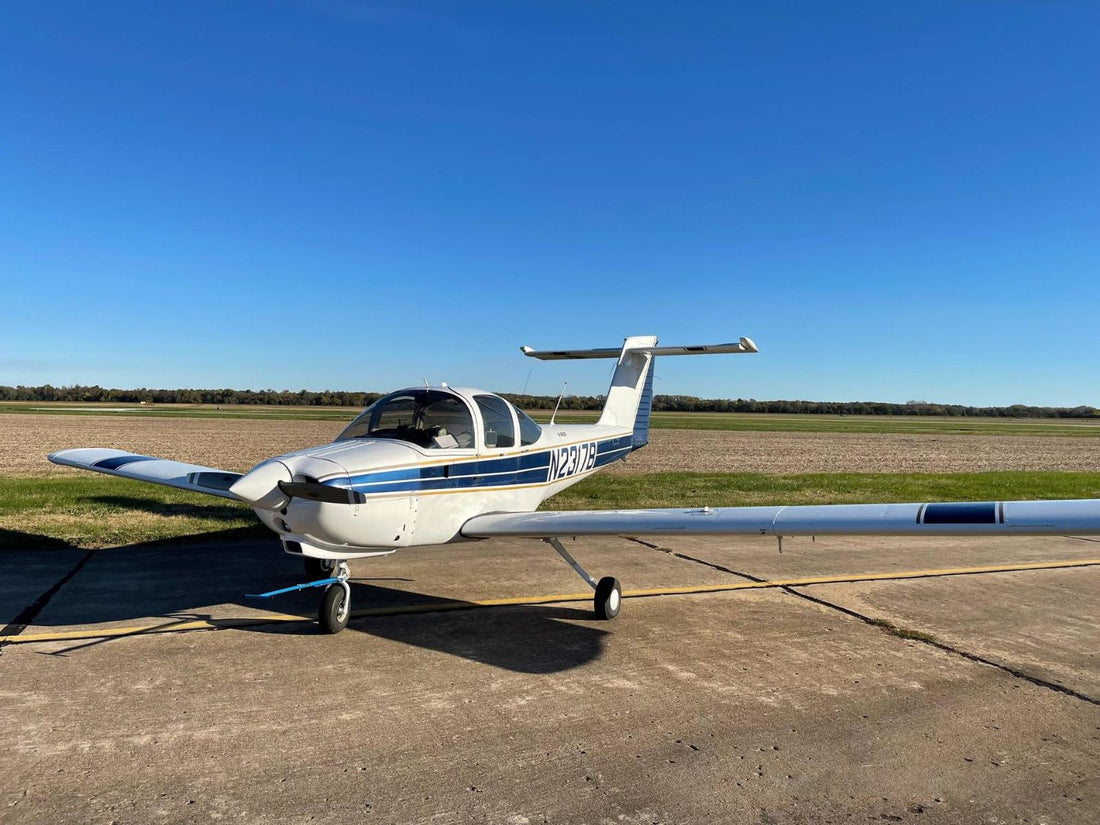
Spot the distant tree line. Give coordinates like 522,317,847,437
644,395,1100,419
0,385,384,407
3,384,1098,418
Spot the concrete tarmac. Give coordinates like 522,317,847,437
2,533,1099,824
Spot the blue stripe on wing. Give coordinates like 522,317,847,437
921,502,998,525
92,454,160,471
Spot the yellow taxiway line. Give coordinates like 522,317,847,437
3,557,1098,645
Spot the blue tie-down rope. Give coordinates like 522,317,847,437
246,577,341,599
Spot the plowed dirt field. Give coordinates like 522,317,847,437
6,413,1099,477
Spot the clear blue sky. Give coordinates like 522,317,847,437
3,1,1098,406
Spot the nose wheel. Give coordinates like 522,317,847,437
246,560,352,634
317,561,352,634
319,572,351,634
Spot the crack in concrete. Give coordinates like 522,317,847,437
625,537,770,583
626,536,1100,707
0,549,99,656
785,586,1100,706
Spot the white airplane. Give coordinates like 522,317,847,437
49,335,1100,633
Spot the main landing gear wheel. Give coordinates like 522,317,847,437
594,576,621,620
545,538,624,621
303,557,335,579
319,582,350,634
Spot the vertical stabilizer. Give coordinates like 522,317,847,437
596,335,658,435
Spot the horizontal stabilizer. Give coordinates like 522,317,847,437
49,448,243,500
521,337,758,360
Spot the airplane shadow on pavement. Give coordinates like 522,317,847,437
0,528,608,674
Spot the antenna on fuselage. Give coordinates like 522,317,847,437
423,377,430,388
549,381,568,426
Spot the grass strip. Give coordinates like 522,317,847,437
4,472,1100,550
0,476,264,550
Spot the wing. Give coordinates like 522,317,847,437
462,499,1100,539
49,448,243,500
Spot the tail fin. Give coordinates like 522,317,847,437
521,335,758,449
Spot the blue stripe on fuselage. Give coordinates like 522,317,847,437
333,437,632,495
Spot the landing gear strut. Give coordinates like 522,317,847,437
545,537,621,620
246,559,352,634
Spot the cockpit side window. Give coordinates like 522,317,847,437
336,390,475,449
516,407,542,446
474,395,516,449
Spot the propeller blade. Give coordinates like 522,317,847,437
278,481,365,505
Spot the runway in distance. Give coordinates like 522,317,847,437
50,336,1100,633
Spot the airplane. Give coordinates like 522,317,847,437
49,335,1100,634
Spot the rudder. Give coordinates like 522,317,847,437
631,357,655,449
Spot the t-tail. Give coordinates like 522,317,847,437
521,335,759,448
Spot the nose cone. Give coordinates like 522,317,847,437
229,460,293,510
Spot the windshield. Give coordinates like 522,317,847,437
337,390,475,449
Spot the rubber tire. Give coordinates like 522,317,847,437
594,576,621,620
303,557,333,579
318,584,350,634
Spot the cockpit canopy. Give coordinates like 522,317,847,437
337,389,474,448
336,388,542,450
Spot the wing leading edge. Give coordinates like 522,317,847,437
49,448,243,500
462,499,1100,539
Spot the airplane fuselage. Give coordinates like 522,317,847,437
247,421,636,559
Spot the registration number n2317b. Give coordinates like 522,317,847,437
547,442,597,482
